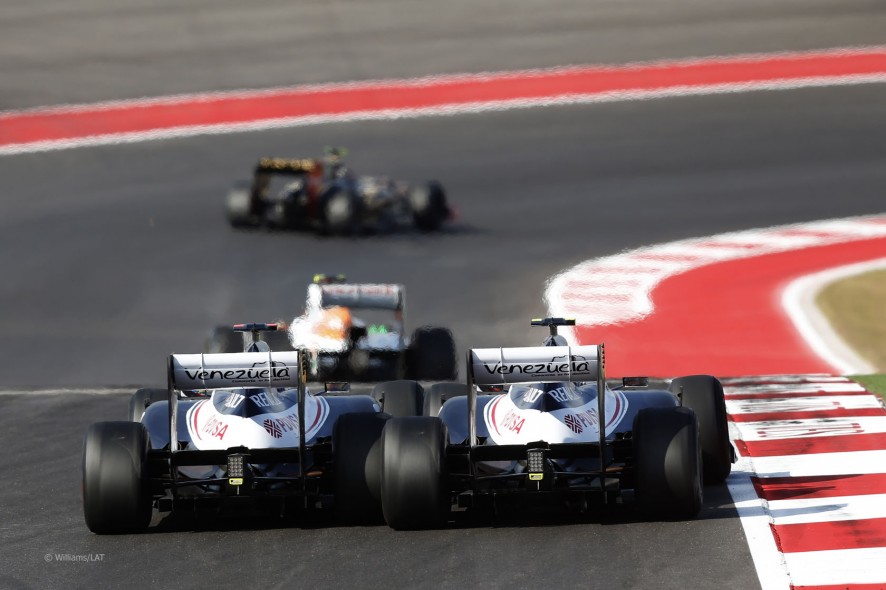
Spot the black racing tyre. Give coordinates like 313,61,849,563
322,187,360,235
670,375,733,485
333,412,389,524
267,181,307,228
226,183,260,228
633,406,702,520
128,388,167,422
423,383,469,417
410,181,449,231
82,421,153,534
381,417,449,530
372,380,424,417
408,327,457,381
203,325,243,353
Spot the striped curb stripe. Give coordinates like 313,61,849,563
753,474,886,501
728,375,886,589
738,432,886,457
774,518,886,553
730,407,886,422
546,215,886,337
726,390,875,401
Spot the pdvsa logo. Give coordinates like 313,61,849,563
262,413,299,438
564,409,598,434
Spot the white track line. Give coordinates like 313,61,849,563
769,494,886,525
726,449,792,590
786,548,886,587
736,416,886,440
0,388,132,395
741,449,886,479
725,382,868,396
726,395,883,415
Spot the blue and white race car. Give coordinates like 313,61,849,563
82,324,423,534
376,318,735,529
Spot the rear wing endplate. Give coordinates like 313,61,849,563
310,283,404,311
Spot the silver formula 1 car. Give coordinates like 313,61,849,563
82,324,426,534
204,275,457,382
376,318,735,529
225,150,452,234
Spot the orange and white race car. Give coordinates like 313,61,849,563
205,275,457,383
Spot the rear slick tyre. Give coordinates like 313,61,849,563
410,181,448,231
633,407,702,520
670,375,732,485
322,188,360,235
408,327,457,381
226,184,259,228
127,388,167,422
82,421,152,534
381,417,449,530
333,412,389,524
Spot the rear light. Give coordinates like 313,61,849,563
527,448,546,481
227,453,246,487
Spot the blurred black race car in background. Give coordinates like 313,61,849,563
225,148,452,234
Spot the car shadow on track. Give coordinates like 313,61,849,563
447,483,738,529
228,220,482,240
143,483,739,534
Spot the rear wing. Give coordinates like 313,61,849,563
254,157,321,175
308,282,404,311
165,350,307,458
169,351,301,390
466,344,606,447
470,345,600,386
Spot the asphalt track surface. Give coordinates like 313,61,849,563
1,2,885,589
